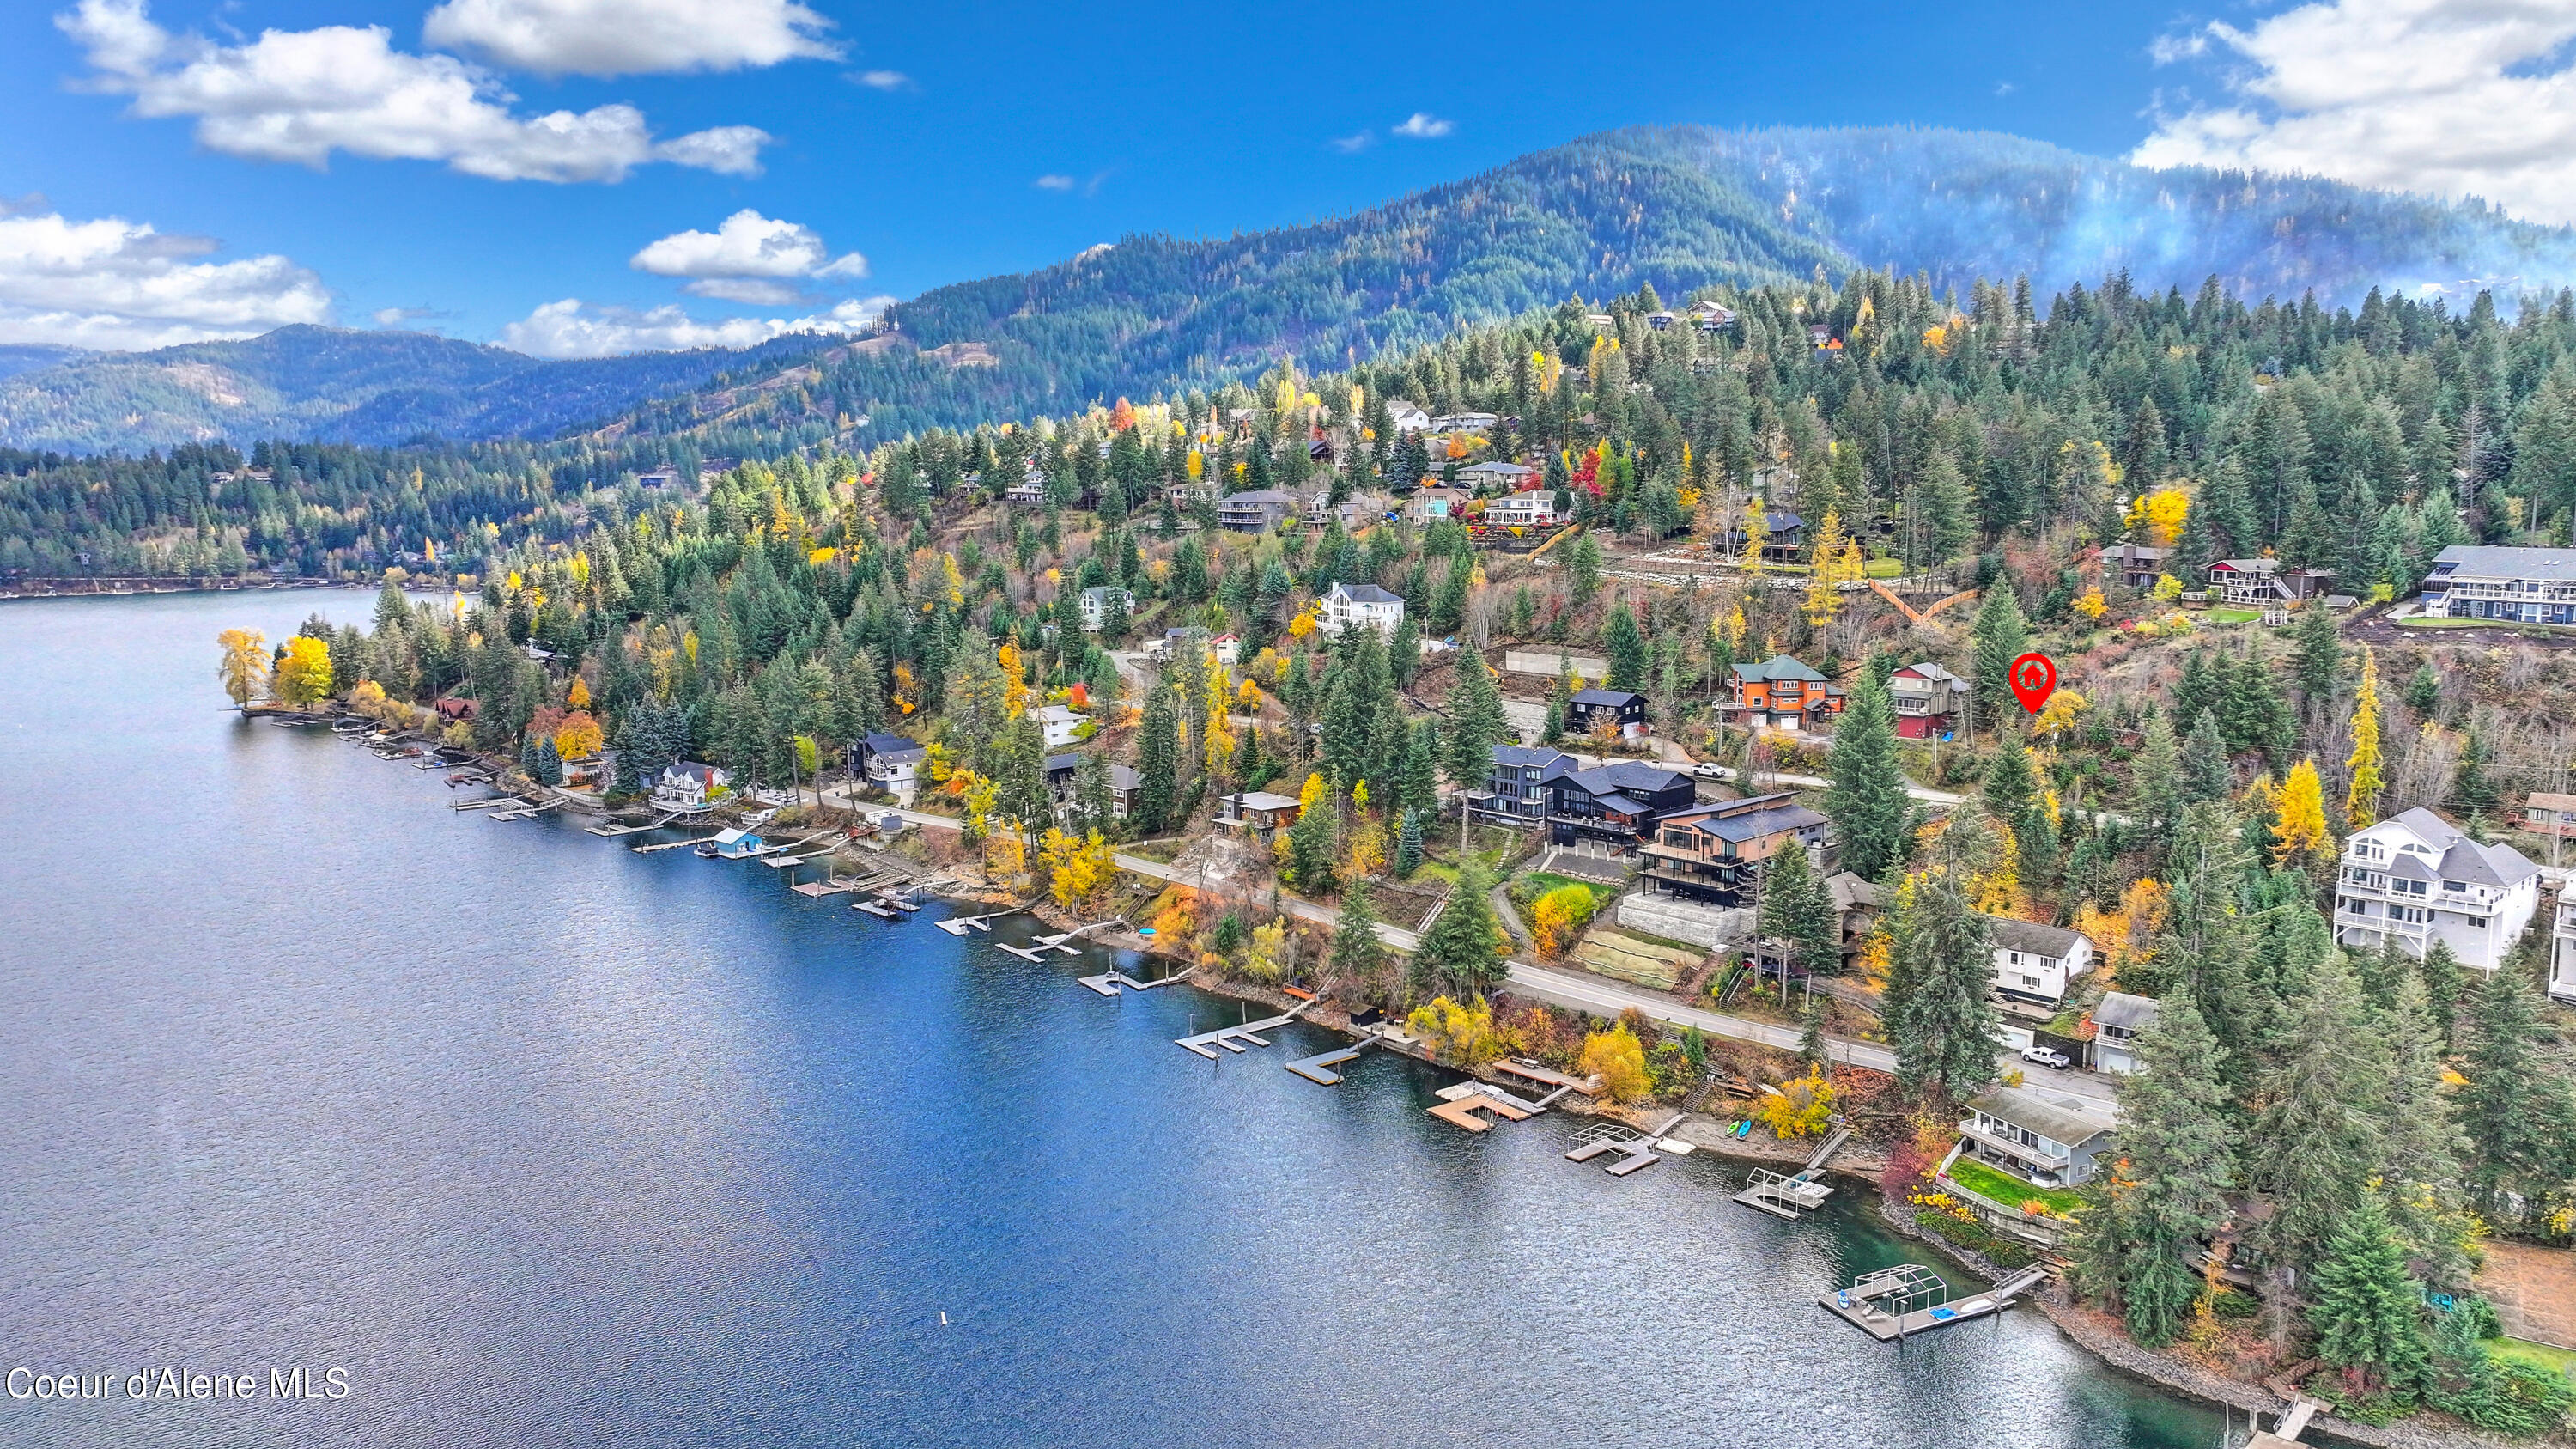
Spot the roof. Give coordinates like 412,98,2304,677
1459,460,1535,476
1571,688,1645,707
1108,764,1140,790
1219,489,1298,505
2427,544,2576,583
1044,752,1084,774
1968,1084,2116,1147
1232,791,1303,812
2376,807,2540,887
2525,792,2576,811
1986,916,2087,959
1670,801,1826,843
1080,584,1130,600
1893,662,1961,685
1733,654,1827,684
1492,745,1571,770
1828,872,1887,911
1593,792,1653,816
1560,760,1690,796
2211,557,2275,574
2093,991,2161,1032
860,733,924,756
1329,582,1404,606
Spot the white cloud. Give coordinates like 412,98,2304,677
2133,0,2576,224
498,295,890,358
2148,31,2208,65
1328,130,1373,153
422,0,839,76
0,210,333,350
1033,174,1075,191
1392,112,1452,139
57,0,769,183
371,306,446,326
630,210,862,280
851,70,910,90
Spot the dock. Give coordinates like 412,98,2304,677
1732,1124,1855,1219
1175,1004,1306,1060
933,911,1001,936
629,837,709,853
1564,1112,1685,1175
450,797,501,811
1820,1261,2050,1342
1495,1060,1599,1095
1076,967,1191,997
791,879,856,897
854,901,898,918
1285,1041,1370,1084
584,813,677,837
1429,1083,1536,1132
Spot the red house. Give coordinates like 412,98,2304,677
1887,662,1965,740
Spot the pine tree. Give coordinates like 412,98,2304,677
1395,808,1423,878
1797,995,1827,1069
2115,996,2240,1349
2132,710,2183,860
1983,727,2053,884
1443,655,1510,787
1399,719,1441,819
2293,600,2341,707
1543,663,1571,743
2180,709,2233,804
1284,774,1338,892
1135,681,1180,835
2451,727,2500,818
2251,949,2391,1330
1603,602,1647,690
2308,1192,2432,1400
1970,585,2032,727
1415,860,1504,997
2381,968,2478,1290
1885,845,2002,1103
1826,673,1911,880
1759,840,1838,975
1330,883,1388,986
2460,965,2562,1228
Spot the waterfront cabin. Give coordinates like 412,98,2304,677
850,734,927,801
1959,1085,2116,1189
1108,763,1142,820
653,760,730,813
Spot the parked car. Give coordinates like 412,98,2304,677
2019,1045,2072,1070
1692,761,1727,779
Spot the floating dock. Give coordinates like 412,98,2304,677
629,837,708,853
1285,1043,1368,1084
451,797,501,811
1495,1060,1598,1095
933,912,1000,936
854,901,898,919
1076,968,1190,997
1733,1124,1854,1219
1427,1081,1548,1131
1564,1112,1686,1175
1175,1005,1305,1060
1820,1262,2050,1342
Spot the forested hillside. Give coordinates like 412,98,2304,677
0,326,835,455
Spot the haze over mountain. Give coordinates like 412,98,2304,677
11,124,2576,456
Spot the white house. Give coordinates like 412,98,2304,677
1430,411,1499,433
652,760,731,813
1078,585,1134,631
2549,898,2576,1006
2418,544,2576,625
1383,399,1430,433
1321,581,1406,637
1483,488,1566,527
1985,916,2095,1008
1032,704,1084,749
2334,807,2541,973
850,734,927,803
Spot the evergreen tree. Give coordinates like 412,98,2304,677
1543,663,1571,743
1395,807,1423,878
2460,965,2567,1229
1330,883,1387,987
2451,727,2500,817
2251,950,2391,1330
2293,600,2341,707
532,734,562,787
2131,710,2183,860
1969,585,2032,727
1283,776,1338,892
1414,861,1504,997
2381,968,2478,1290
1885,841,2002,1103
2111,996,2239,1349
1074,751,1115,837
1443,656,1510,787
1399,719,1441,819
1603,602,1648,690
1826,673,1911,880
1983,727,2055,886
2179,709,2233,804
2417,940,2464,1044
2308,1192,2432,1401
2347,646,2386,825
1135,681,1180,835
1758,840,1839,975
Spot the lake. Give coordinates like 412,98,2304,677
0,591,2229,1448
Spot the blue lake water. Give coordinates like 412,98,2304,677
0,592,2230,1448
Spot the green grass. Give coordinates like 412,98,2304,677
1516,871,1620,906
2202,607,2262,624
1945,1157,2087,1216
1862,557,1905,578
2492,1337,2576,1379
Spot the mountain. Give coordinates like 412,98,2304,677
0,344,87,382
0,326,834,455
15,124,2576,455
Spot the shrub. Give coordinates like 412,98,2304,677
1578,1025,1651,1102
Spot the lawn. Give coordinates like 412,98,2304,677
1945,1157,2087,1217
1863,557,1905,579
2492,1337,2576,1380
2394,616,2490,630
1513,870,1622,916
2202,607,2262,624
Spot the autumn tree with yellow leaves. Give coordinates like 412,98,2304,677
216,628,270,707
2347,646,2385,826
2271,758,2333,868
274,636,335,708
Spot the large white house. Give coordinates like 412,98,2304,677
1985,916,2096,1009
2418,544,2576,625
1321,581,1406,637
1484,489,1567,527
2334,807,2541,972
2549,898,2576,1006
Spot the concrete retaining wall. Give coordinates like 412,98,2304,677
1615,891,1750,951
1503,649,1607,679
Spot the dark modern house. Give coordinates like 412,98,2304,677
1564,688,1649,737
1467,745,1568,827
1544,760,1696,849
1637,792,1831,906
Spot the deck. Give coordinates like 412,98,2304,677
1494,1060,1598,1094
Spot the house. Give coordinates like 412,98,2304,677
1829,871,1888,971
1643,310,1676,332
2334,807,2542,972
1042,752,1087,813
1304,489,1392,529
1210,633,1240,665
1638,793,1831,906
2208,557,2334,605
1690,301,1737,331
2419,545,2576,624
2549,898,2576,1006
1545,759,1697,849
562,749,616,792
1887,662,1965,740
1721,510,1805,562
850,734,927,800
1467,745,1571,827
1583,312,1615,332
1005,477,1048,507
1456,460,1539,493
635,466,680,490
1430,411,1499,433
1217,790,1303,837
1729,655,1846,730
1032,704,1084,748
1078,586,1134,630
1321,581,1406,637
652,760,731,812
1405,488,1472,524
1482,489,1566,527
2516,791,2576,837
1164,481,1212,511
1986,916,2096,1009
1566,687,1649,738
1383,399,1430,433
1959,1085,2117,1189
433,697,479,722
2112,542,2173,592
1217,489,1298,533
2091,991,2161,1075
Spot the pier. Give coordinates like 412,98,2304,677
1494,1060,1598,1095
1175,1004,1306,1059
995,921,1117,961
1731,1124,1854,1220
1430,1082,1536,1132
1820,1261,2051,1342
1285,1042,1369,1084
629,837,710,853
854,900,898,918
1076,967,1191,997
1564,1112,1686,1175
584,813,677,838
933,911,1002,936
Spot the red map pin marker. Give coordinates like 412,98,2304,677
2009,652,2057,714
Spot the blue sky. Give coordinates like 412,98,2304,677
3,0,2568,356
